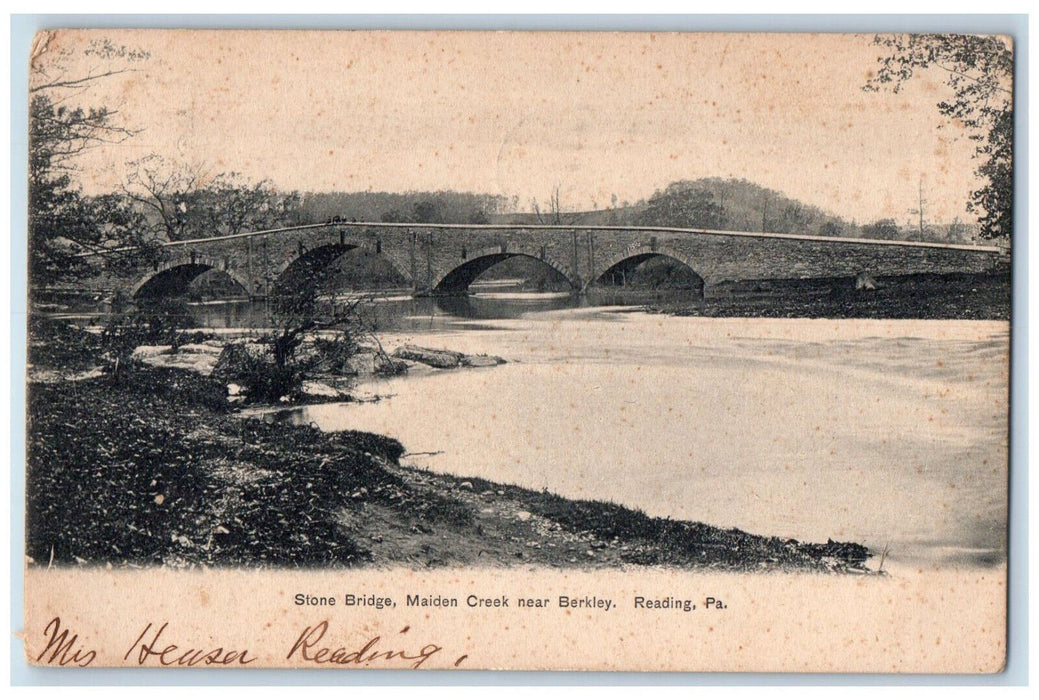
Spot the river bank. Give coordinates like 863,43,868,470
650,267,1011,320
26,321,873,573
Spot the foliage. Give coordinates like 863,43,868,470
861,218,901,240
83,193,167,273
29,95,132,284
311,335,361,374
381,195,490,225
636,182,725,229
774,202,813,235
298,190,507,225
866,34,1013,238
27,317,103,372
28,38,153,286
99,298,193,377
229,349,308,404
121,155,208,241
818,220,844,237
200,173,302,237
970,107,1013,237
226,261,376,403
123,157,304,242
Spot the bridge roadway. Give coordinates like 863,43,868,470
127,221,1007,299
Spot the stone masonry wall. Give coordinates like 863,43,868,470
107,224,1006,298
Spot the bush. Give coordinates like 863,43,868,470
27,317,102,371
100,298,194,376
237,347,308,403
310,334,361,374
214,333,362,403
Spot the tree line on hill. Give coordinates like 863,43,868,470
494,177,985,244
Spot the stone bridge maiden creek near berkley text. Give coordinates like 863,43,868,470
116,221,1005,301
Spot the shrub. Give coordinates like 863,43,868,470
99,298,194,377
237,346,309,403
311,334,361,374
27,317,102,371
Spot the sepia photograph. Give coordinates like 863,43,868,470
19,27,1012,673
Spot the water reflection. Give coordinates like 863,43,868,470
176,287,702,332
40,277,704,332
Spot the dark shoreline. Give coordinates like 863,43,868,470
648,268,1011,321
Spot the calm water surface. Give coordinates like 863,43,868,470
256,289,1008,569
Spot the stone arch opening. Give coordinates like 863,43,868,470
590,250,705,297
273,242,411,296
433,250,578,295
132,259,250,300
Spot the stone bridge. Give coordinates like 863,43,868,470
129,222,1007,300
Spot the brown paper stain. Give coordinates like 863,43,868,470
29,31,53,69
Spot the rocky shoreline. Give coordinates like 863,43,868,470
121,339,507,404
649,268,1011,320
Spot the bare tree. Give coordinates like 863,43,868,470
532,185,579,225
122,155,208,242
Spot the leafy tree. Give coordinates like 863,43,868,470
818,220,844,237
302,190,508,224
637,182,725,229
774,202,813,234
100,297,194,381
82,193,166,274
380,208,409,223
201,173,296,237
246,263,375,402
268,189,305,228
124,160,302,242
411,199,443,224
866,34,1013,238
862,218,901,240
28,37,150,286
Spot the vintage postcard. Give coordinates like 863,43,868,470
21,29,1011,672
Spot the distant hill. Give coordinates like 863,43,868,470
494,178,980,244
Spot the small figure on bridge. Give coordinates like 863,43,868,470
855,271,879,291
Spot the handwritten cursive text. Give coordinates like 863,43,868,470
35,617,97,667
124,622,256,666
287,620,448,669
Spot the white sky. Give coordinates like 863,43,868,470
34,30,997,224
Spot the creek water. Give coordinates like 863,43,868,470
206,285,1008,568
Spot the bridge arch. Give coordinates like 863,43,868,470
131,254,252,299
588,244,705,295
272,240,412,295
431,244,578,295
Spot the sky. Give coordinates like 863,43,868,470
31,29,996,224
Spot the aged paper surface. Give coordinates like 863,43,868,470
23,30,1010,672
